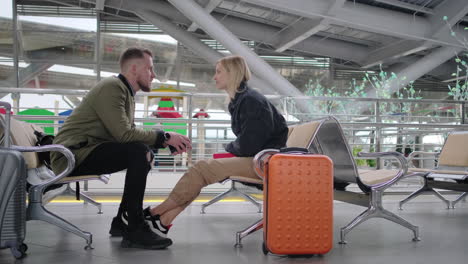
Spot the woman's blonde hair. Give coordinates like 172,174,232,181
217,55,251,93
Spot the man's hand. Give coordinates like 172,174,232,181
165,132,192,155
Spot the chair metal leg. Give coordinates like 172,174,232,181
201,181,262,214
399,186,428,210
201,181,236,214
450,192,468,209
399,179,450,210
237,191,262,213
79,191,103,214
340,189,420,244
27,202,93,250
430,188,452,209
339,207,373,244
64,184,103,214
235,218,263,248
379,208,420,242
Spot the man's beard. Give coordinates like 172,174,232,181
137,80,151,92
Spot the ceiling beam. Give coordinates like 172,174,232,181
429,0,468,39
274,18,328,52
5,62,53,87
85,0,369,62
242,0,468,49
274,0,345,52
216,14,368,62
187,0,223,32
365,46,462,98
360,40,428,68
374,0,434,14
361,0,468,67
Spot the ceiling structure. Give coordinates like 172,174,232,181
3,0,468,103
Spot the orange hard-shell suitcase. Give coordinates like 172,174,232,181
261,151,333,255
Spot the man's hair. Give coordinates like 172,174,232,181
217,55,251,93
119,47,153,70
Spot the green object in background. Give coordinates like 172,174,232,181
367,146,376,167
143,122,156,131
162,122,187,135
18,108,55,135
352,146,367,166
143,122,187,135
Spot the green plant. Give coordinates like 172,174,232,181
304,79,342,114
366,146,377,167
352,146,367,166
443,16,468,101
294,65,422,119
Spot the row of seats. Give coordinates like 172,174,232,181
233,116,420,246
1,108,467,249
206,116,468,246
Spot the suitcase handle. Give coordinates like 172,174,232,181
254,148,311,178
279,147,309,153
253,149,279,179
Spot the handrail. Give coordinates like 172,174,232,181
1,87,467,104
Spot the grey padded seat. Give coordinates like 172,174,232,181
399,131,468,209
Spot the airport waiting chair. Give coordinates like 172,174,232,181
235,116,420,247
200,127,297,214
0,113,108,249
399,131,468,210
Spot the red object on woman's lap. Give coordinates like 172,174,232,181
213,152,236,159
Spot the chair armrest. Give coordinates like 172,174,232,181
10,144,75,198
253,149,279,179
407,151,439,167
358,151,407,190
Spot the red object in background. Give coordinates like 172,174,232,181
156,107,183,118
213,152,236,159
26,79,47,88
0,109,13,115
193,108,210,118
155,98,183,118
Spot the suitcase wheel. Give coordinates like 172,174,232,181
11,243,27,259
20,243,28,252
262,242,268,255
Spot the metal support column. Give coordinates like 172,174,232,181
96,10,102,81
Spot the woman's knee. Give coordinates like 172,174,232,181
189,160,222,185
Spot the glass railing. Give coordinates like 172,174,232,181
2,87,467,174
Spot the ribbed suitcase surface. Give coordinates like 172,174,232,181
264,154,333,255
0,149,27,258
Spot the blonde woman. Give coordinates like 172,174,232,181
114,55,288,241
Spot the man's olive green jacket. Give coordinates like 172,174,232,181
51,76,164,174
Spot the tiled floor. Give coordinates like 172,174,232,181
1,195,468,264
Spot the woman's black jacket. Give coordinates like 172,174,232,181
225,83,288,157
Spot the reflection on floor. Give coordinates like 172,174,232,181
1,195,468,264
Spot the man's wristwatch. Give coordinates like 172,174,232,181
164,132,171,142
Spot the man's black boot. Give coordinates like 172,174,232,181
109,211,128,237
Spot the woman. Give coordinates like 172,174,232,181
139,55,288,238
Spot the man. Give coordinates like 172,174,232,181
51,47,191,250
